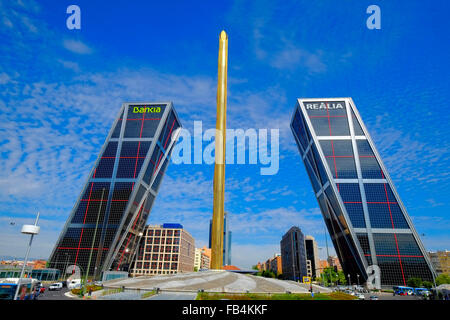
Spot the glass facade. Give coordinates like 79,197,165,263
280,226,308,281
290,98,436,288
48,102,181,277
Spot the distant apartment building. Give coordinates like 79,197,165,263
257,254,283,275
319,260,329,270
200,246,211,270
194,247,211,270
327,255,342,271
280,227,308,281
305,235,320,279
201,246,211,260
131,224,195,276
33,260,47,269
428,250,449,275
256,261,264,271
270,254,282,275
194,248,201,271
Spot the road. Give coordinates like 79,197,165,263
38,286,73,300
361,292,422,300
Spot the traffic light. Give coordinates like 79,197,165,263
334,266,338,273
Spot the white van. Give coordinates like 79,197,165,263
49,283,63,291
67,279,82,290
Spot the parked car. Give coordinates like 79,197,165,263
369,295,379,300
49,283,63,291
357,293,365,300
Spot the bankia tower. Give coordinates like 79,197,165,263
48,102,181,277
290,98,436,288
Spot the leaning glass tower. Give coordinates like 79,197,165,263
48,102,181,277
290,98,436,288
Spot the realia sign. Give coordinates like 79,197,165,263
305,102,345,110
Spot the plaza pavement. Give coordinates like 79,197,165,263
101,270,331,295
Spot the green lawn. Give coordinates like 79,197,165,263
196,292,357,300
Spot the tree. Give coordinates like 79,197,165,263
407,277,422,288
251,265,259,271
422,281,433,289
320,267,346,286
436,274,450,286
337,271,347,285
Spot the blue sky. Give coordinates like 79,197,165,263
0,0,449,269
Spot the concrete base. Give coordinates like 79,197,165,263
103,270,331,294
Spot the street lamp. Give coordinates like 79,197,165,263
64,253,69,280
13,212,40,300
348,274,351,290
357,274,360,288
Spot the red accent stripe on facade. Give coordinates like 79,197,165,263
309,115,347,118
74,182,94,266
101,156,146,159
119,118,160,121
364,254,423,258
383,182,406,285
58,247,109,251
344,201,398,204
325,155,375,158
81,199,128,202
154,119,176,177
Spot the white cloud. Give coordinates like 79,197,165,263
57,59,80,72
0,72,11,84
63,39,93,55
271,45,326,74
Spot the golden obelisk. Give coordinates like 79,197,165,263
210,30,228,270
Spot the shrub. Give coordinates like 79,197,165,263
436,274,450,286
407,277,423,288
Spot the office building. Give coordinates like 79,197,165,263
290,98,436,287
209,212,232,265
48,102,181,276
428,251,449,275
280,226,308,281
305,235,320,279
130,224,195,276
